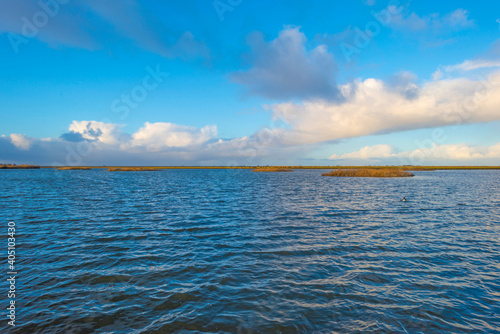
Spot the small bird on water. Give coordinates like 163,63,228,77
402,197,407,202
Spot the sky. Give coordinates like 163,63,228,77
1,0,500,166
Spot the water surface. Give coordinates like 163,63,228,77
1,169,499,333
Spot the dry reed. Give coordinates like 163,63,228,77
57,167,92,170
0,164,40,169
322,168,414,178
252,168,293,172
107,167,161,172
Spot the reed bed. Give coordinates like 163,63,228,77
322,168,414,178
252,167,293,172
57,167,92,170
36,165,500,170
0,164,40,169
107,167,161,172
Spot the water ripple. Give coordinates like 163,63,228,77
0,169,499,333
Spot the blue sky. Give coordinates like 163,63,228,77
1,0,500,166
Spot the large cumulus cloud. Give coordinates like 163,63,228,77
267,72,500,145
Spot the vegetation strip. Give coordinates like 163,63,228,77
7,165,500,170
322,169,414,178
0,164,40,169
56,167,92,170
252,168,293,172
107,167,161,172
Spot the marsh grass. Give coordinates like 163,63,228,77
34,165,500,170
0,164,40,169
322,168,414,178
107,167,161,172
57,167,92,170
252,168,293,172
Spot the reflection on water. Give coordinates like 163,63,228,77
1,169,499,333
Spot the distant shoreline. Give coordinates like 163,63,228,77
0,164,40,169
28,165,500,170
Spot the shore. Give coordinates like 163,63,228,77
32,165,500,170
322,169,414,178
0,164,40,169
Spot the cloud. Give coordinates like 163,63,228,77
0,0,208,58
411,142,500,160
329,142,500,163
433,56,500,80
231,27,341,100
269,71,500,145
442,9,475,29
387,71,420,99
387,7,475,32
316,6,473,65
9,134,34,150
329,144,396,160
81,0,209,59
62,121,218,152
128,122,217,151
68,121,126,145
60,131,85,142
443,59,500,72
388,7,428,31
0,119,305,166
3,51,500,166
0,0,97,50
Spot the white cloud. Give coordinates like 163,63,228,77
432,69,445,81
270,72,500,145
231,27,340,100
68,121,126,145
414,143,494,161
404,142,500,161
329,144,396,160
433,57,500,83
444,59,500,72
9,134,33,150
129,122,217,151
0,118,306,166
65,120,218,152
330,142,500,163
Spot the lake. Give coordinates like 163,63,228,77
1,169,499,333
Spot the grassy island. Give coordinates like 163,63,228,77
252,168,293,172
0,164,40,169
57,167,92,170
322,168,414,178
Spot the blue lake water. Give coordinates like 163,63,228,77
1,169,499,333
